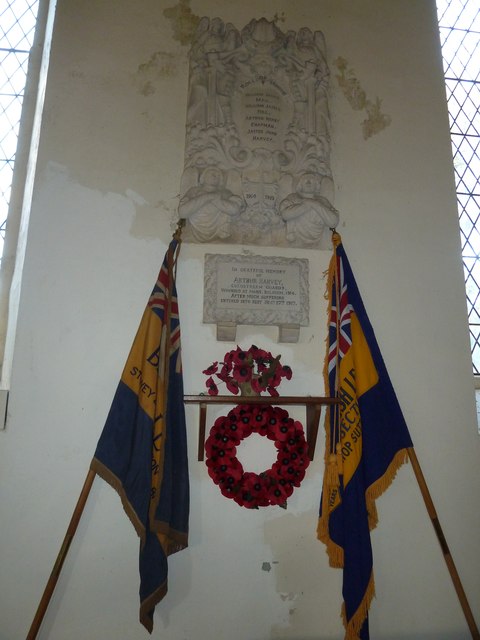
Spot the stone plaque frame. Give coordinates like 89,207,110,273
203,253,309,342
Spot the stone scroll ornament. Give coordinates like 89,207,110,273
203,345,310,509
178,18,339,249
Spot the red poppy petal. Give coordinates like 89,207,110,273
202,361,218,375
281,365,293,380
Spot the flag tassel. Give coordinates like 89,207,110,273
325,452,340,490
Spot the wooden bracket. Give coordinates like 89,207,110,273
183,395,339,461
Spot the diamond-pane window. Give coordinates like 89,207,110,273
0,0,40,260
437,0,480,375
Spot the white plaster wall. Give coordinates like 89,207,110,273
0,1,479,639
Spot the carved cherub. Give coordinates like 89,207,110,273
279,172,339,246
179,166,245,242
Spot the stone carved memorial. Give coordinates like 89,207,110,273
179,17,339,249
203,254,309,342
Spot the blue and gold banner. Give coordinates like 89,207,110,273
318,233,413,640
91,237,189,633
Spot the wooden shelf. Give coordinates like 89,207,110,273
183,395,339,461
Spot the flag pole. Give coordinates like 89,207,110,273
26,468,97,640
407,447,480,640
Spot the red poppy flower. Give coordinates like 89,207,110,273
270,419,296,442
218,458,243,484
207,457,234,484
212,414,229,431
264,407,289,439
205,376,219,396
233,489,260,508
223,420,243,444
275,459,300,482
232,364,252,383
242,472,266,493
228,404,246,419
236,472,269,508
231,346,251,366
224,406,254,439
269,465,295,503
290,467,306,487
205,434,237,459
237,413,253,439
249,406,269,433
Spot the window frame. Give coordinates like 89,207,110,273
0,0,56,401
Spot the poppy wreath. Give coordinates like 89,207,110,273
204,404,310,509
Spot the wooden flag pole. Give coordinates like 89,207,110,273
26,468,97,640
407,447,480,640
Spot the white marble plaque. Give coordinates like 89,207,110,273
178,18,339,249
204,254,309,337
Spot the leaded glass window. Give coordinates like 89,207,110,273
437,0,480,375
0,0,40,262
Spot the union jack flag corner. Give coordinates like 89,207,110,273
318,232,413,640
91,230,189,633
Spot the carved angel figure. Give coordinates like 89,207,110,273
279,172,339,246
179,166,246,242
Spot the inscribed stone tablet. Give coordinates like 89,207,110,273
203,254,309,328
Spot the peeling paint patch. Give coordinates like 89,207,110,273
138,51,177,78
125,189,148,206
335,57,366,110
136,50,178,96
335,56,391,139
163,0,201,46
362,97,391,139
128,199,178,240
262,562,272,572
280,592,297,602
140,80,155,96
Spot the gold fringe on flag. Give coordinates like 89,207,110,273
342,572,376,640
317,503,344,568
365,448,409,530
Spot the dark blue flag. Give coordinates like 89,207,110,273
318,233,413,639
91,237,189,632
